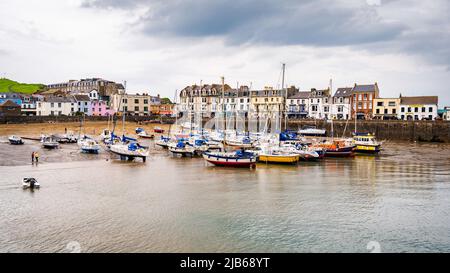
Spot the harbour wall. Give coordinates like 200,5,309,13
0,115,176,124
287,120,450,143
1,115,449,142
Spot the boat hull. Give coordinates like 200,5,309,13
43,143,59,149
9,139,24,145
81,148,100,154
203,153,256,168
354,144,381,154
258,154,300,164
324,146,355,157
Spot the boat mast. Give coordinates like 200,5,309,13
222,76,226,150
122,81,127,137
282,63,287,132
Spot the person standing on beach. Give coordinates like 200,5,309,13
35,152,39,163
31,152,35,163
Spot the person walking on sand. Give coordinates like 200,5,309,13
34,152,39,163
31,152,35,163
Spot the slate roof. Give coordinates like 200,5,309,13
288,91,310,99
73,94,91,102
44,96,75,103
353,84,377,92
334,87,353,97
400,96,438,105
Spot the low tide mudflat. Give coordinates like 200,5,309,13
1,122,450,253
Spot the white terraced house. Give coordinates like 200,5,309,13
331,87,352,120
36,96,78,116
398,96,439,121
308,88,332,120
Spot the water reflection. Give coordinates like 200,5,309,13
0,141,449,253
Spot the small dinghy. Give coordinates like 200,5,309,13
22,178,40,189
8,135,24,145
153,127,165,134
137,130,155,139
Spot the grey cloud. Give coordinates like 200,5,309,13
82,0,406,46
82,0,450,67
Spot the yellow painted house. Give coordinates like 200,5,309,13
372,98,400,120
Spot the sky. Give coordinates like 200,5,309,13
0,0,449,106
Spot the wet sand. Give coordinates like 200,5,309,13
0,121,171,139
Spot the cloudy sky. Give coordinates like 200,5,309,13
0,0,449,106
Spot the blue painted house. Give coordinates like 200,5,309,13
0,92,22,106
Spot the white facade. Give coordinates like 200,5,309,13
398,104,438,120
331,97,351,120
308,89,332,120
36,98,77,116
89,90,99,100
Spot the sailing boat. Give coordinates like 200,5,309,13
108,81,149,162
77,115,100,154
257,63,300,164
203,76,257,168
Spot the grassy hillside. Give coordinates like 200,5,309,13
0,78,45,94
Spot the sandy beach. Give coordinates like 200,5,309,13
0,121,171,138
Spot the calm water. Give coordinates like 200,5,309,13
0,139,450,253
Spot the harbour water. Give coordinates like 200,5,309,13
1,138,450,253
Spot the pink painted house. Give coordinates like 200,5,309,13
91,100,114,116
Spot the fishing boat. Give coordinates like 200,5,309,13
22,178,40,189
298,126,327,137
168,140,195,157
8,135,24,145
203,150,257,168
110,140,149,162
353,133,381,154
316,139,355,157
78,136,100,154
154,127,165,134
41,135,59,149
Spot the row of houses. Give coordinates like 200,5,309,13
0,91,175,117
177,83,447,121
0,78,175,117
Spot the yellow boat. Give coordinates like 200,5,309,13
353,133,381,154
258,153,300,164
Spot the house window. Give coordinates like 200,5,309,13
384,109,388,114
414,107,418,112
421,107,425,112
134,99,139,104
364,94,368,100
135,106,139,111
376,109,380,114
377,102,383,106
363,102,367,109
358,94,362,100
429,107,433,112
392,109,396,114
429,115,433,120
51,103,54,108
389,102,396,107
123,99,127,103
144,106,148,112
401,107,405,112
408,107,411,112
144,99,148,104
